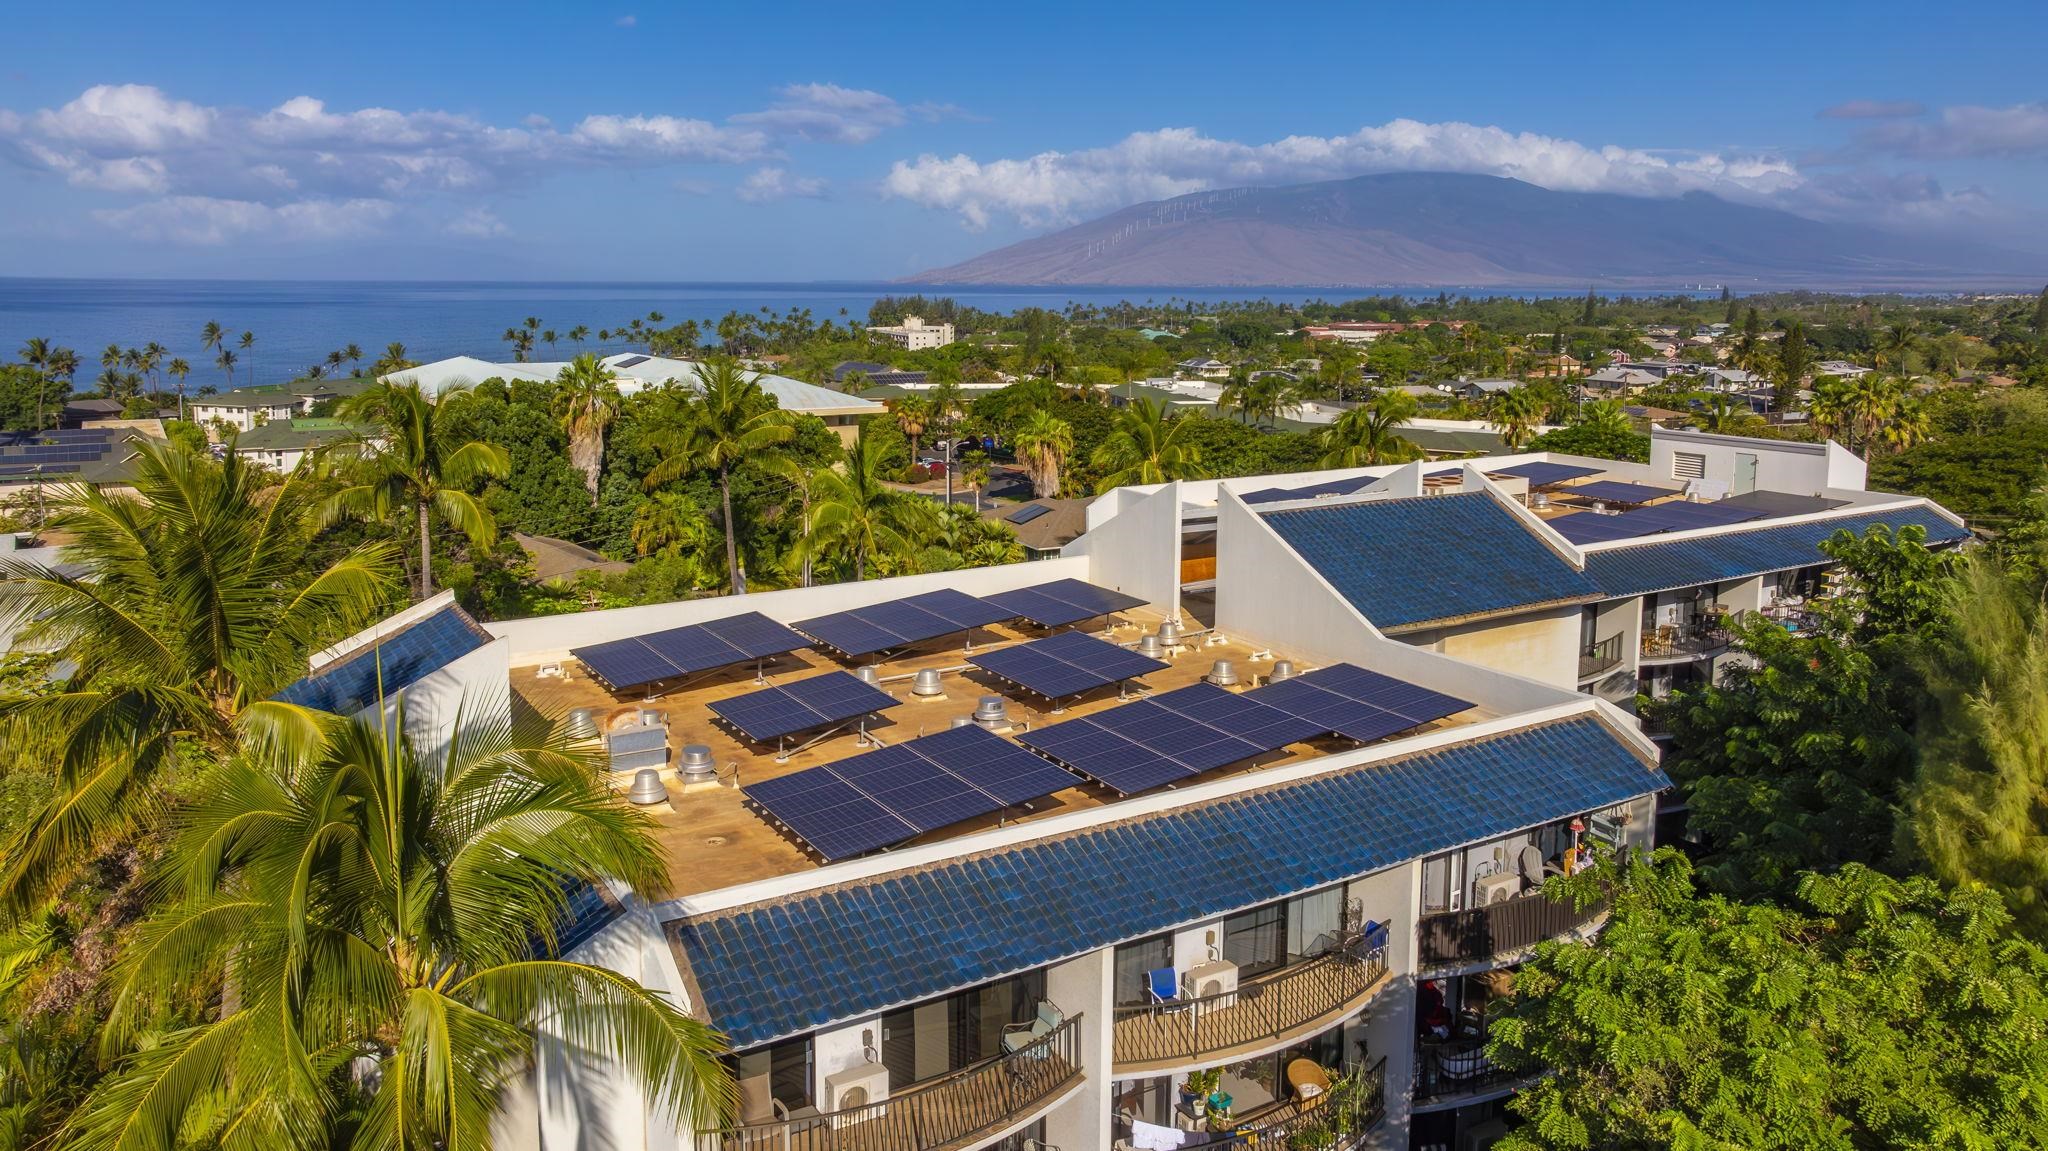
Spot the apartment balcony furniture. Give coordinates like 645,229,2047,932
1637,622,1732,665
1111,925,1393,1074
1575,634,1623,682
1225,1058,1389,1151
1413,1040,1527,1105
707,1014,1084,1151
1418,891,1607,967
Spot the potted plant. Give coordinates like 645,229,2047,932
1182,1068,1221,1118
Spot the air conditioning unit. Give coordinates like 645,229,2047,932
1475,871,1522,906
1186,958,1239,1005
823,1061,889,1123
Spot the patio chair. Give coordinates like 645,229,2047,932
1002,999,1066,1055
1286,1059,1332,1107
1146,967,1181,1007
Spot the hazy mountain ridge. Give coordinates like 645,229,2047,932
909,173,2040,288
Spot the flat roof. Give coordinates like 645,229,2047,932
514,602,1490,898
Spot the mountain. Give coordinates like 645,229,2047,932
907,173,2040,288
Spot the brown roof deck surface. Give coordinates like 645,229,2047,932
514,606,1490,898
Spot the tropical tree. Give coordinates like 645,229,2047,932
0,441,399,914
372,342,416,376
1489,387,1544,449
1491,851,2048,1151
61,703,735,1151
1010,407,1074,499
1874,320,1918,374
200,321,224,365
1575,398,1633,438
1317,391,1420,468
1697,393,1756,435
887,394,936,458
237,330,255,382
553,353,622,502
631,490,714,560
16,337,58,432
1847,374,1903,456
797,425,916,581
568,324,591,348
166,357,191,421
1091,398,1207,491
962,459,991,513
214,347,238,387
642,358,795,594
325,380,511,599
1808,375,1854,445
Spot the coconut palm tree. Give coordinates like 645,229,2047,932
164,358,191,420
568,324,591,348
344,342,363,374
1698,394,1756,435
200,321,224,364
215,347,238,387
797,425,915,581
888,394,936,458
1874,321,1917,374
1809,376,1855,445
962,460,991,513
642,358,795,594
1489,387,1545,450
238,330,255,383
1880,394,1931,453
1011,408,1074,499
0,442,399,914
373,341,415,376
325,380,510,599
553,353,623,503
61,702,734,1150
1091,398,1208,491
1318,390,1421,468
1846,374,1903,457
17,336,56,431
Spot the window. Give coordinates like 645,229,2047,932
733,1034,814,1112
1114,932,1174,1006
1673,451,1706,480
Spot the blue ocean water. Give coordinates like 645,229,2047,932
0,278,1680,386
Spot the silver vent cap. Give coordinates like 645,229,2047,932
626,769,668,805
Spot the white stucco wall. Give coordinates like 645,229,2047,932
1062,481,1182,623
1649,428,1863,495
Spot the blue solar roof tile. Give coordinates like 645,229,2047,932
1263,492,1600,630
274,606,492,715
675,714,1667,1048
1583,505,1968,598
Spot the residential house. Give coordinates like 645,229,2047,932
1813,360,1874,380
1581,367,1660,392
189,376,374,436
1453,379,1521,401
231,417,365,472
1175,357,1231,380
866,314,956,350
831,360,929,389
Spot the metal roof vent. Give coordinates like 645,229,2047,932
973,695,1010,729
855,666,882,686
1268,660,1298,683
1205,659,1240,687
911,667,945,697
1137,633,1165,660
563,707,600,742
638,708,666,728
626,769,668,805
1157,621,1184,648
1532,491,1551,510
677,744,716,784
949,714,975,729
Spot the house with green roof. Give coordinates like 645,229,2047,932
189,376,375,436
231,417,368,472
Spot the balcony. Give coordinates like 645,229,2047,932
1112,928,1392,1075
1418,891,1606,968
1576,634,1623,683
1638,623,1731,666
706,1014,1083,1151
1231,1057,1389,1150
1413,1041,1530,1106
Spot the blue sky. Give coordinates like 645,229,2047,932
3,0,2046,280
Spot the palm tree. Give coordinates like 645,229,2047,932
326,380,511,599
139,341,166,392
18,336,55,431
1489,387,1544,450
888,394,936,458
1574,398,1634,438
798,425,915,581
344,342,363,374
373,341,415,376
1318,391,1422,467
63,703,734,1149
1091,398,1207,491
1847,375,1903,458
568,324,591,348
1881,394,1931,453
632,490,714,559
1809,376,1855,446
0,442,399,914
200,320,224,364
164,358,192,420
642,358,795,594
962,460,991,513
554,353,623,503
214,347,238,387
1011,408,1074,499
1698,394,1756,435
1219,366,1256,424
238,330,255,383
1874,321,1917,374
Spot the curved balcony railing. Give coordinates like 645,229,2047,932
1414,1041,1530,1104
1232,1057,1388,1150
1576,634,1623,682
706,1014,1082,1151
1112,926,1392,1073
1418,891,1605,967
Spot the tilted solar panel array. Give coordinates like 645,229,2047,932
1559,480,1680,506
1018,663,1473,795
572,611,808,692
1488,461,1601,487
967,630,1168,699
708,671,900,744
981,578,1147,628
793,588,1015,657
745,725,1078,860
1548,500,1773,545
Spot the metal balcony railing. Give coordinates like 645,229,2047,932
1413,1041,1527,1103
705,1014,1083,1151
1577,634,1623,680
1232,1057,1389,1150
1112,925,1391,1072
1417,891,1606,967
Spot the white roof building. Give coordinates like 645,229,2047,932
386,353,886,429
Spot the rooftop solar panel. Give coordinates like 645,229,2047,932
1612,500,1770,535
1016,680,1320,795
573,637,683,693
1007,503,1051,524
1544,512,1644,545
746,725,1076,859
967,631,1168,700
1249,663,1472,743
792,589,1009,657
708,671,899,744
1560,480,1679,506
1238,477,1375,505
570,611,809,692
982,578,1148,628
1488,461,1602,487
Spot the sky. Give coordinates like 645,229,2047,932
3,0,2047,282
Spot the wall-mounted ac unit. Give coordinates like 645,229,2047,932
1186,958,1239,1005
823,1061,889,1123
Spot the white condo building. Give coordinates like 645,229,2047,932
867,315,957,350
280,428,1966,1151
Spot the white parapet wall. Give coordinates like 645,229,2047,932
1063,481,1183,623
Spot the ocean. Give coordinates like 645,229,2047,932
0,278,1678,385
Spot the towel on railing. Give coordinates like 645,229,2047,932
1131,1120,1188,1149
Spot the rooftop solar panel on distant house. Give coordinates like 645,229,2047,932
967,631,1167,700
1488,461,1602,487
1006,503,1051,524
792,589,1010,657
1558,480,1679,506
708,671,899,744
982,578,1148,628
570,611,808,693
745,725,1075,860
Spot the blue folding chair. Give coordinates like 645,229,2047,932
1147,966,1181,1006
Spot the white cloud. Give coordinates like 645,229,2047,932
736,166,829,203
92,196,397,244
446,206,508,237
1852,102,2048,160
730,83,906,145
884,120,1808,231
615,14,636,27
28,84,212,151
